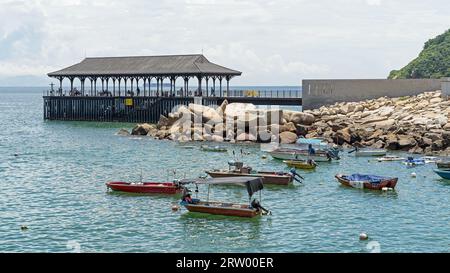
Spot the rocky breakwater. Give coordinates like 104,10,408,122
126,100,315,144
304,91,450,155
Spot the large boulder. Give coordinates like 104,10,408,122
116,128,130,136
218,99,228,115
132,123,155,135
280,122,297,133
236,133,257,142
224,103,256,118
211,135,224,142
385,134,399,150
188,103,222,123
279,131,298,144
157,115,171,128
397,134,417,149
283,110,315,125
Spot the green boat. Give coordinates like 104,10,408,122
201,145,228,153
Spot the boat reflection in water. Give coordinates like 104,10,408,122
179,177,270,218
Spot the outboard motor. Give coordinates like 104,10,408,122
328,148,341,160
251,199,271,215
289,168,304,183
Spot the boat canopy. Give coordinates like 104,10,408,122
180,177,264,197
296,138,326,145
342,174,393,184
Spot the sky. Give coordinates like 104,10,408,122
0,0,449,86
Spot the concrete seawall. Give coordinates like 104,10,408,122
302,79,441,110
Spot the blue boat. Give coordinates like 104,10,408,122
403,157,425,166
433,169,450,179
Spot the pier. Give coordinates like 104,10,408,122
44,54,302,123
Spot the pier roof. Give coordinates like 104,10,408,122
48,54,242,78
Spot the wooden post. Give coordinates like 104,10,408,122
59,77,63,92
197,76,202,96
94,78,97,95
219,77,223,97
113,78,116,96
90,78,93,96
124,78,127,96
226,76,230,97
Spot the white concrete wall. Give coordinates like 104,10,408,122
302,79,442,110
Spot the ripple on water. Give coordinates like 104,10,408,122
1,88,450,252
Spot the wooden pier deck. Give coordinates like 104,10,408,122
43,95,302,123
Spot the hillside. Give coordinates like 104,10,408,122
388,29,450,79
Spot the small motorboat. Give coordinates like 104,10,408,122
433,169,450,179
178,145,196,149
350,147,387,157
179,176,270,218
283,160,317,170
420,156,438,163
403,157,425,166
206,161,302,185
269,148,338,162
436,160,450,169
106,181,184,194
201,145,228,153
377,155,405,162
335,173,398,190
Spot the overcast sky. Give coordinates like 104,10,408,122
0,0,448,86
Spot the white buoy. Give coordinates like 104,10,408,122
411,172,417,178
359,233,369,240
382,187,388,191
171,205,180,211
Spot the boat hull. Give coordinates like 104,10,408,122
335,175,398,190
206,171,293,185
436,162,450,169
377,156,405,162
283,160,316,169
355,150,387,157
269,150,331,162
184,201,261,218
106,182,182,194
433,169,450,179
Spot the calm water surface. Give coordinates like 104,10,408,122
0,87,449,252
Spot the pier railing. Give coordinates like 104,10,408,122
43,88,301,99
42,88,302,123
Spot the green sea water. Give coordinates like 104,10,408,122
0,87,449,253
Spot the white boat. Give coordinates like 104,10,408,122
377,155,405,162
420,156,438,163
353,149,387,157
269,148,333,162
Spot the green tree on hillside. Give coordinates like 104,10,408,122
388,29,450,79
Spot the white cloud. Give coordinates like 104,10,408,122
0,0,448,85
366,0,381,6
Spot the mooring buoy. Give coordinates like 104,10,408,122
359,233,369,240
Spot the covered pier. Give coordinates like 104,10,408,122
47,54,241,97
44,54,302,123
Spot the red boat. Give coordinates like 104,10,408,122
335,174,398,190
106,181,183,194
179,177,271,218
184,201,261,218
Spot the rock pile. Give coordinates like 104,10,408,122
127,100,315,144
304,91,450,155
